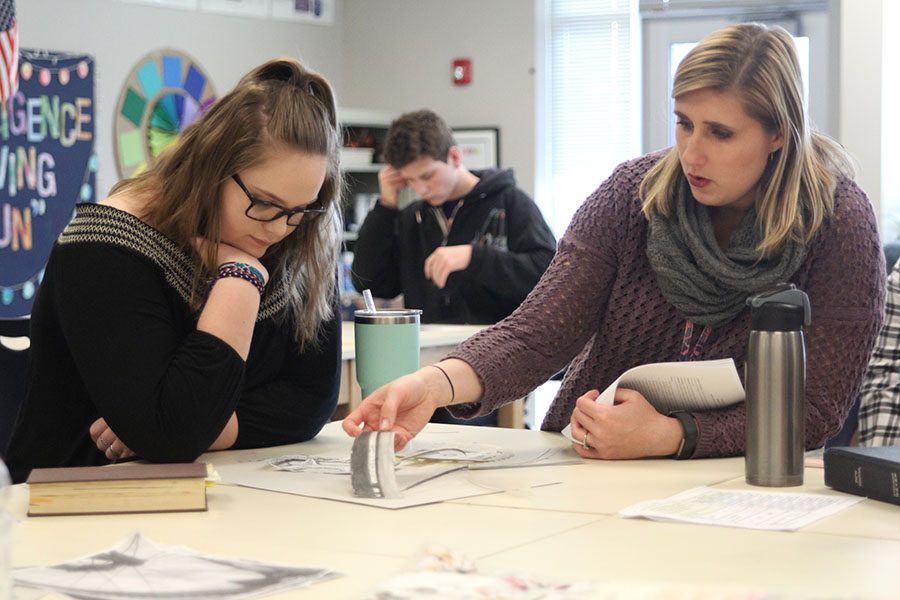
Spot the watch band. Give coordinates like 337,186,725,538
668,411,698,460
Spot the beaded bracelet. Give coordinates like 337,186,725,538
222,261,267,285
205,261,266,299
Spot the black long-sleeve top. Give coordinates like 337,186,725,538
351,169,557,324
6,203,341,483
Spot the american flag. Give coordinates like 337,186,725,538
0,0,18,101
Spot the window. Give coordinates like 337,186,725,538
883,1,900,242
536,0,641,238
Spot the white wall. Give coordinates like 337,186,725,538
14,0,889,224
17,0,346,197
339,0,537,196
336,0,890,222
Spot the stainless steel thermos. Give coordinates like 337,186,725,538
745,284,811,487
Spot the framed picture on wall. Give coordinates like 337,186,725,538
200,0,267,18
270,0,334,23
122,0,197,10
452,127,500,170
121,0,198,8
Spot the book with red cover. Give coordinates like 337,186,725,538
823,446,900,507
26,462,209,516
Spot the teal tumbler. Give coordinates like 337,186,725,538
354,309,422,398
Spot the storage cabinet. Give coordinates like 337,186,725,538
337,108,393,243
337,108,403,317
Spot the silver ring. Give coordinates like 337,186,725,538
582,432,590,450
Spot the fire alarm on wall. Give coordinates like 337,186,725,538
452,58,472,85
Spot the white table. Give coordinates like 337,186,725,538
10,423,899,599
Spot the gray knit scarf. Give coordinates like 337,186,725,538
646,179,806,328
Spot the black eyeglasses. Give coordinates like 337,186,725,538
232,174,326,227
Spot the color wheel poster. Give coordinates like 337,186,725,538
114,49,217,180
0,50,96,318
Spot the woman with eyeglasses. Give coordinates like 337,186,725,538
5,58,343,482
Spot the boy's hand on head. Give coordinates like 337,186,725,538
377,166,405,209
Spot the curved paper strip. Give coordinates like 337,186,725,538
350,431,401,499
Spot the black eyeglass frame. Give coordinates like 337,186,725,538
232,174,327,226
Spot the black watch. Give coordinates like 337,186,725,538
668,411,698,460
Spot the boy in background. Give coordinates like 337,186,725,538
351,109,556,425
352,109,555,325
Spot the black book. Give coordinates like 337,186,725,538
823,446,900,507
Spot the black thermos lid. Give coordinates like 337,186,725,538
747,283,811,332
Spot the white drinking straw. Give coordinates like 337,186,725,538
362,289,377,313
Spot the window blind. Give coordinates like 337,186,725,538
537,0,640,237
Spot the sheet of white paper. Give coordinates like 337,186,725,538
619,486,863,531
13,531,337,600
563,359,745,441
216,456,561,509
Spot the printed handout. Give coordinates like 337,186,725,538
619,486,863,531
563,358,745,442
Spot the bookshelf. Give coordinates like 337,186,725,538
336,108,400,317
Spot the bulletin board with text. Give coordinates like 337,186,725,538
0,49,96,318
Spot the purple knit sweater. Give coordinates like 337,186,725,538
448,152,886,458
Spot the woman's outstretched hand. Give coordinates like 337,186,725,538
342,370,444,451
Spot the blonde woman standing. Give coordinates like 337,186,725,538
344,24,885,460
7,58,343,482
